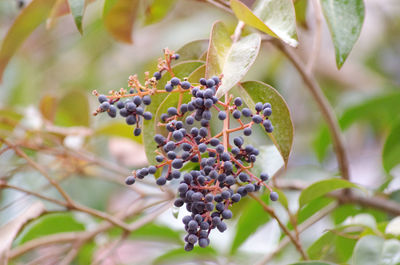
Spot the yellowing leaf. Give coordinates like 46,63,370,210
230,0,298,47
0,0,57,82
103,0,139,43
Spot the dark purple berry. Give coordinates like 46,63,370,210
242,108,252,117
255,102,263,112
181,81,191,90
270,191,279,201
98,95,108,103
125,176,135,185
218,111,226,120
156,177,166,185
234,97,242,106
170,77,180,86
153,72,161,80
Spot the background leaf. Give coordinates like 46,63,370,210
0,0,56,82
237,81,294,165
313,91,400,162
230,194,271,254
321,0,365,68
67,0,86,34
15,213,85,245
382,120,400,174
175,39,209,62
230,0,298,47
103,0,139,43
153,247,217,265
144,0,177,25
289,262,337,265
206,21,261,98
299,178,361,207
0,202,45,264
54,90,90,127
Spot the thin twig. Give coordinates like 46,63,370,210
199,0,233,13
276,179,400,216
306,0,323,73
256,202,338,265
249,193,309,260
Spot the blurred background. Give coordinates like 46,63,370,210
1,0,400,264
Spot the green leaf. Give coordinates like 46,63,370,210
230,0,298,47
0,0,57,82
307,231,336,260
314,91,400,162
153,246,217,265
144,0,177,25
54,90,90,127
295,0,308,28
230,194,271,254
297,197,334,225
15,213,85,245
335,235,357,262
142,61,204,168
320,0,365,68
0,108,23,138
299,178,361,207
128,223,183,245
383,120,400,174
353,235,385,265
67,0,86,34
206,21,261,98
290,260,335,265
77,241,95,265
175,39,209,62
237,81,294,165
0,202,45,262
95,122,143,144
103,0,139,43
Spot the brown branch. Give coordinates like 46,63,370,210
249,193,309,260
276,179,400,216
256,202,338,265
9,200,172,259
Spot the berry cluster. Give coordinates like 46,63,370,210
94,50,278,251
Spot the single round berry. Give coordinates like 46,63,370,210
108,106,117,118
218,111,227,120
156,155,164,162
198,143,207,153
142,95,151,105
185,116,194,125
126,115,137,125
100,101,110,111
234,97,242,107
255,102,263,112
263,108,272,117
154,134,165,145
156,177,166,186
231,193,241,202
206,79,215,88
133,127,141,136
125,176,135,185
243,127,252,136
167,107,178,116
148,166,157,174
184,243,194,252
270,191,279,201
153,72,161,80
172,159,183,169
232,109,241,119
260,172,269,181
170,77,180,86
172,130,183,141
133,96,142,106
263,103,271,109
173,53,180,60
233,137,243,147
242,108,252,117
187,234,198,244
174,198,184,207
165,83,173,92
199,78,207,86
143,112,152,120
180,104,188,113
116,100,125,109
98,95,108,103
252,115,263,124
181,81,191,90
217,222,227,232
222,209,232,219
